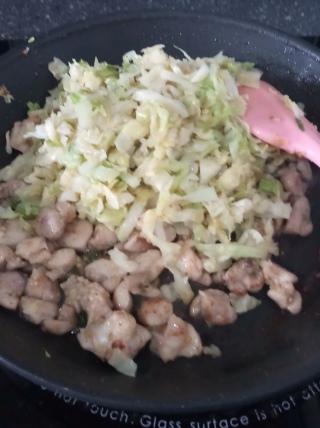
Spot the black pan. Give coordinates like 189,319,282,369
1,12,320,414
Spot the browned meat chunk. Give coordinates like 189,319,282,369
19,296,58,324
25,267,61,303
113,273,161,312
46,248,76,280
60,275,112,324
0,245,26,270
88,223,118,250
123,232,153,253
59,219,93,251
189,289,237,326
176,248,203,281
296,159,312,182
279,168,306,197
9,116,41,153
283,196,313,236
0,271,27,310
55,202,76,224
223,258,265,295
84,258,124,292
34,207,65,241
0,219,31,248
15,237,51,264
260,260,301,314
150,314,202,362
137,297,173,327
129,249,164,281
42,304,77,335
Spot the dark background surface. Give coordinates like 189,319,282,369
0,0,320,40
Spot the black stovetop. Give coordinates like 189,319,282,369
1,37,320,428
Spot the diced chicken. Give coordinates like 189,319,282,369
84,258,124,292
59,219,93,251
123,232,153,253
19,296,58,324
42,304,77,335
129,249,164,281
137,297,173,327
124,324,151,359
0,219,31,248
176,247,203,281
223,259,265,295
283,196,313,236
77,310,137,360
150,314,202,362
9,116,41,153
15,237,51,264
296,159,313,182
25,267,61,303
0,245,26,271
279,168,306,197
113,273,162,312
60,275,112,324
260,260,302,314
88,223,118,250
0,180,26,199
211,271,225,285
189,289,237,326
0,271,27,310
197,272,212,286
46,248,76,280
34,207,65,241
55,202,76,224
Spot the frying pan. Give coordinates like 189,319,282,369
1,11,320,414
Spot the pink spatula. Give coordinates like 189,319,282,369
238,81,320,168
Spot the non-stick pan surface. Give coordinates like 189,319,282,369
1,12,320,414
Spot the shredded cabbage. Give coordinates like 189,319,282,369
1,45,295,301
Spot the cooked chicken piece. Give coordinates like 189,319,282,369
190,289,237,326
283,196,313,236
0,180,26,199
113,273,161,311
129,249,164,282
197,272,212,286
16,237,51,264
34,207,65,241
137,297,173,327
279,168,306,197
25,267,61,303
88,223,118,250
223,259,265,295
123,232,153,253
260,260,302,314
176,248,203,281
46,248,76,280
296,159,312,182
55,201,76,224
150,314,202,362
59,219,93,251
77,310,137,360
0,245,26,271
19,296,58,324
0,219,31,248
211,271,225,285
84,258,124,292
9,116,41,153
42,304,77,335
0,271,27,310
60,275,112,324
124,324,151,358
